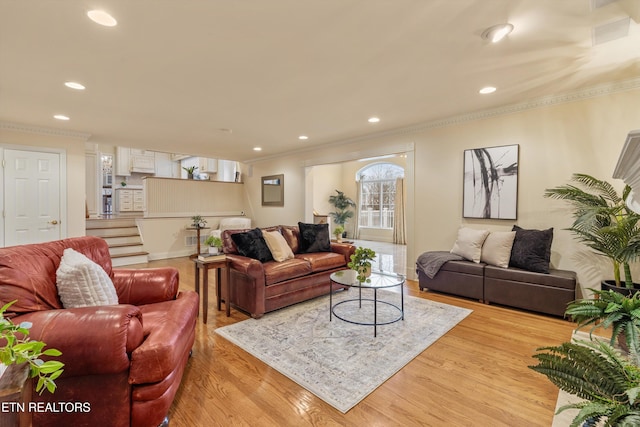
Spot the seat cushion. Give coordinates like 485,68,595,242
263,259,312,285
484,265,576,290
295,252,346,273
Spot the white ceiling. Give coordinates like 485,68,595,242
1,0,639,162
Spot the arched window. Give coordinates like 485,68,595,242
356,163,404,229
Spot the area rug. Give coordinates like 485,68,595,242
215,289,472,413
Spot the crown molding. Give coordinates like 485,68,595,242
0,121,91,140
248,77,640,164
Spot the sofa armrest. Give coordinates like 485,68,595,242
14,305,144,378
112,267,179,305
226,255,266,287
330,242,357,265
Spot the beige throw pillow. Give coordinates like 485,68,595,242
480,231,516,268
56,248,119,308
263,230,295,262
450,227,490,263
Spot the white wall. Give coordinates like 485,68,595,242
246,88,640,296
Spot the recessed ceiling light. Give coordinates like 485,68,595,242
298,135,309,140
368,117,380,123
64,81,85,90
253,147,262,151
87,10,118,27
481,23,514,43
479,86,497,94
54,114,70,121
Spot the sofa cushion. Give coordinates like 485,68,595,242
484,265,576,290
56,248,119,308
295,252,346,273
450,227,490,263
440,260,485,275
262,230,295,262
230,228,273,262
298,222,331,253
509,226,553,273
263,259,312,285
480,231,516,268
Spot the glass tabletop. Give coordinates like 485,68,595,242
330,269,405,289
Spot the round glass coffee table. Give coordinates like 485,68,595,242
329,269,405,337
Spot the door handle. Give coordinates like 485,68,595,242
49,220,59,225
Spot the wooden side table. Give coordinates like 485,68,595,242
193,257,231,323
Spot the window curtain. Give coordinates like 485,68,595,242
353,181,361,239
393,177,406,244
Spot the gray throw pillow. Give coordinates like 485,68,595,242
509,225,553,273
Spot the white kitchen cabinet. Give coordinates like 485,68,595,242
199,158,218,173
115,188,144,212
115,147,131,176
154,151,176,177
130,149,155,174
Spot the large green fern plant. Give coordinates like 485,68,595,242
530,340,640,426
565,289,640,360
544,173,640,289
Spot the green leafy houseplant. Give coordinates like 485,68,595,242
328,190,356,229
182,165,198,177
348,247,376,283
204,235,222,249
544,173,640,289
530,340,640,426
190,215,207,228
565,289,640,358
332,226,344,241
1,301,65,394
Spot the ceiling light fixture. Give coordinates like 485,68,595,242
368,117,380,123
54,114,70,121
253,147,262,151
87,10,118,27
64,81,85,90
479,86,497,94
298,135,309,140
481,23,514,43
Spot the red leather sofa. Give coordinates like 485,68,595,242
0,236,198,427
222,225,355,318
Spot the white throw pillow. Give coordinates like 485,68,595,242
262,230,295,262
450,227,490,263
56,248,119,308
480,231,517,268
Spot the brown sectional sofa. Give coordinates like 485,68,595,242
418,261,577,317
222,225,356,318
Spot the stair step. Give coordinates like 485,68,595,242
111,254,149,267
111,251,149,259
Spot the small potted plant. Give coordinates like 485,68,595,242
182,165,198,179
190,215,207,229
1,300,65,395
204,235,223,255
348,247,376,283
332,226,344,243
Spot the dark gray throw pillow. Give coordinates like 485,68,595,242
509,225,553,274
298,222,331,253
230,228,273,262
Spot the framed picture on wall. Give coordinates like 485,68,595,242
463,144,519,219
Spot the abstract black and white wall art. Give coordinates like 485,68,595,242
463,144,519,219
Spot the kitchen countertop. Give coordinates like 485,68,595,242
115,185,143,190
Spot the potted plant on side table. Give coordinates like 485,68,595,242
328,190,356,238
348,247,376,283
332,226,344,243
204,236,223,255
544,173,640,294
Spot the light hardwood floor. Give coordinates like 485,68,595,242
131,257,575,427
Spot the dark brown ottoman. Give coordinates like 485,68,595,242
483,266,576,317
418,260,485,301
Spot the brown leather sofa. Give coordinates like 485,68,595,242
417,261,576,317
0,236,198,427
222,225,355,318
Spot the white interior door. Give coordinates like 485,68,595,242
4,149,62,246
